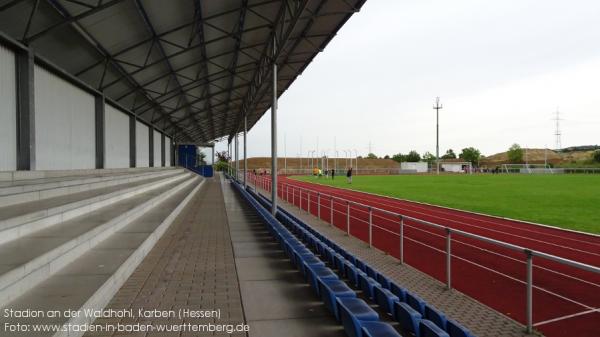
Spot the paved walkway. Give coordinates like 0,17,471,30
266,189,536,337
222,177,344,337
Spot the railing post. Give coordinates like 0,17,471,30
317,193,321,219
346,201,350,236
368,207,373,248
526,250,533,334
446,229,452,290
330,197,334,226
399,216,404,265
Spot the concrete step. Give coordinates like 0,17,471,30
0,168,182,204
0,172,190,245
0,176,203,337
0,167,176,184
0,174,201,307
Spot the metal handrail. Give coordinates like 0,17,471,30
246,173,600,334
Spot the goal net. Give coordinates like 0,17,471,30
501,164,554,174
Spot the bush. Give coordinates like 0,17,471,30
592,150,600,163
213,161,230,172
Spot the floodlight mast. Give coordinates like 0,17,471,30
433,97,443,175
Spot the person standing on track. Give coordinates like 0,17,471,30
346,167,352,184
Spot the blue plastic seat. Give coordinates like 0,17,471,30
318,278,356,321
406,291,426,314
424,304,447,330
365,264,377,278
393,301,422,337
355,259,366,272
373,284,400,317
333,253,346,274
419,319,450,337
294,251,324,274
361,321,403,337
337,298,379,337
376,273,391,289
358,272,380,300
344,261,360,287
389,282,407,302
304,262,338,295
446,319,475,337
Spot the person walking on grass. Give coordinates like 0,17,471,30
346,167,353,184
331,168,335,180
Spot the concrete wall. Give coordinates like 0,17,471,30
153,130,161,167
35,66,95,170
135,121,149,168
0,45,16,171
165,137,171,167
104,104,130,168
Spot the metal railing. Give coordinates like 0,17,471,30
246,173,600,334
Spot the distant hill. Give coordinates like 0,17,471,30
481,146,598,166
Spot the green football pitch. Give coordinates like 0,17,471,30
292,174,600,234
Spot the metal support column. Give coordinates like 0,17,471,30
244,115,247,187
161,133,165,167
148,127,154,167
16,48,35,170
526,250,533,334
129,115,136,168
271,62,278,215
234,134,238,180
94,94,105,169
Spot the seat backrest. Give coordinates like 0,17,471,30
393,301,422,336
373,285,399,316
389,282,407,302
424,304,447,330
446,319,474,337
406,291,426,314
419,319,450,337
376,273,391,289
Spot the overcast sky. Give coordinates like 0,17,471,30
209,0,600,161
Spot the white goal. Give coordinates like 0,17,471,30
501,164,554,174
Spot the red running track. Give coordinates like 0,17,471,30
266,176,600,337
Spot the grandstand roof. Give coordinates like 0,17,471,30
0,0,366,143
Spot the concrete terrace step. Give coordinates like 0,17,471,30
0,168,183,206
0,167,176,184
0,172,190,245
0,175,200,307
0,177,203,337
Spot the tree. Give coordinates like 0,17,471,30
592,150,600,163
422,152,436,164
406,150,421,162
216,151,230,162
507,144,523,163
441,149,457,159
383,155,390,159
392,153,406,163
366,153,378,159
459,147,481,165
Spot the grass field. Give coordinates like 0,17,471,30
292,174,600,234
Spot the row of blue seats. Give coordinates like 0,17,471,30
230,180,402,337
244,185,475,337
